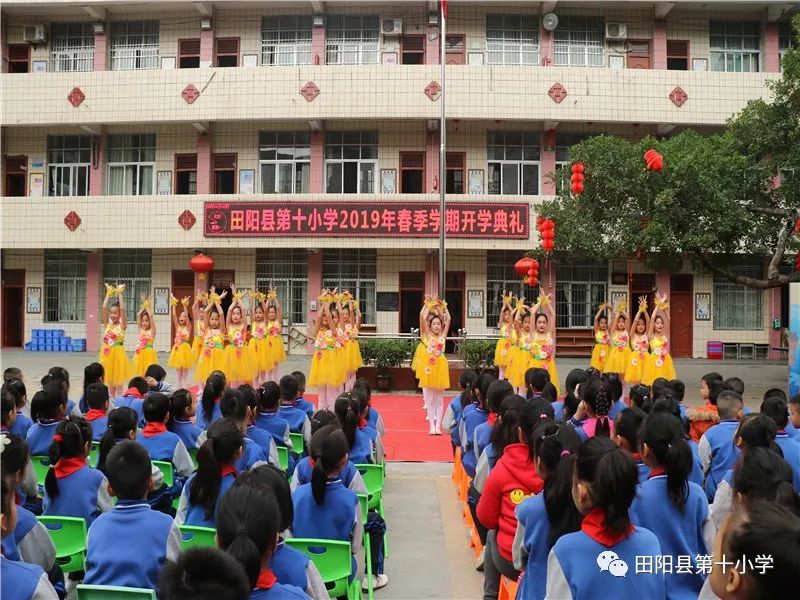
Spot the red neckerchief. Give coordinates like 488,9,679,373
142,422,168,438
14,490,22,506
648,468,666,479
254,568,277,590
220,464,237,477
308,457,316,468
487,412,498,426
359,417,368,428
84,409,107,422
581,507,634,547
123,388,143,399
630,452,642,462
54,457,86,479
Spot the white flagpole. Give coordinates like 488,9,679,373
438,1,447,296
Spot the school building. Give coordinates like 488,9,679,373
0,0,795,359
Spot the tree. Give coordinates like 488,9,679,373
538,15,800,289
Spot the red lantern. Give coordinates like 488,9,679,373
571,162,585,174
644,149,664,172
536,215,545,228
571,181,584,194
542,239,555,252
527,276,538,287
541,229,555,241
189,252,214,281
514,257,536,277
527,268,534,276
542,219,555,231
570,172,585,184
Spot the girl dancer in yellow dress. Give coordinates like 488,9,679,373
506,298,532,396
419,295,451,435
341,292,363,392
194,287,228,383
309,289,346,411
604,301,630,376
99,283,131,398
529,293,560,395
264,289,287,384
493,292,514,381
224,284,257,387
167,295,194,389
590,303,611,371
624,296,651,387
248,291,269,386
132,295,158,377
191,293,207,363
643,291,677,385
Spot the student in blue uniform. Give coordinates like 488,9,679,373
160,547,251,600
524,368,549,403
788,394,800,440
761,395,800,489
176,418,242,528
79,362,105,414
352,388,385,464
41,367,81,419
235,466,328,600
649,396,705,487
513,421,581,600
239,385,278,462
84,440,181,589
613,407,648,484
4,378,33,438
291,422,367,494
217,483,310,599
195,372,226,431
1,478,59,600
334,395,373,465
473,395,526,496
42,417,113,525
605,374,628,420
83,383,110,442
473,380,513,468
630,412,714,600
255,382,293,451
459,374,494,477
352,378,385,436
290,371,316,418
545,437,665,599
145,364,177,397
26,382,68,456
442,369,478,453
699,389,744,501
278,375,312,447
114,376,149,425
215,388,272,471
168,388,203,450
570,376,614,442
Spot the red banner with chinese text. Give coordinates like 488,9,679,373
203,201,529,239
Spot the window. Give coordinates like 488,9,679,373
446,152,465,194
486,250,525,327
259,132,310,194
213,154,237,194
44,250,87,322
554,16,604,67
325,131,378,194
400,152,425,193
102,249,152,316
174,153,197,194
779,22,794,65
215,38,239,67
110,21,159,70
7,44,30,73
713,261,763,330
667,40,689,71
107,134,155,195
178,38,200,68
401,35,424,64
710,21,760,72
555,263,608,328
486,15,538,65
255,249,308,325
261,16,312,65
326,15,379,65
47,135,91,197
487,132,540,195
50,23,94,72
323,249,376,325
554,132,589,193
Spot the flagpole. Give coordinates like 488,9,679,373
438,0,447,297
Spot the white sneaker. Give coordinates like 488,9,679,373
429,424,436,435
362,574,389,591
475,548,485,571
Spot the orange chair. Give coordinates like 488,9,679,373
461,500,483,558
499,575,520,600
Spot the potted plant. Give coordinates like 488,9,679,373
461,339,498,376
359,339,413,391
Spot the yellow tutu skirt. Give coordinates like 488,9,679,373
624,350,648,384
132,347,159,377
642,353,676,386
191,336,204,363
604,346,630,375
99,344,132,387
224,344,257,384
590,344,610,371
249,337,271,372
411,342,426,378
168,342,194,370
194,347,226,383
309,348,345,388
494,338,513,368
264,334,287,369
530,357,560,396
418,351,450,390
506,347,530,390
345,339,363,374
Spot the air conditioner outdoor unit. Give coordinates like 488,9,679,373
381,18,403,35
23,24,47,44
605,22,627,41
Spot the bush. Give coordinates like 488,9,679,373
462,339,497,371
360,338,414,375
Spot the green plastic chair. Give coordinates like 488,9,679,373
356,463,388,557
357,493,373,600
285,538,359,600
178,525,217,550
153,460,174,487
38,516,87,573
30,455,52,486
76,585,156,599
277,446,289,471
289,432,305,454
89,442,100,468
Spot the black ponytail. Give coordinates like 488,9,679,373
639,412,692,513
583,377,611,437
190,418,243,520
310,409,338,434
563,369,587,421
310,426,349,505
490,395,525,457
0,434,30,479
518,400,554,460
575,437,638,537
97,407,138,473
83,362,104,396
476,374,497,410
733,447,800,516
169,389,193,421
615,407,647,451
629,385,651,411
30,382,66,423
45,416,91,499
459,369,479,408
736,414,779,452
2,378,27,411
257,382,280,412
333,395,359,451
217,483,280,588
201,373,226,424
485,380,514,415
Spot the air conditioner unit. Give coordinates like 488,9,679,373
23,24,47,44
381,18,403,36
605,22,627,41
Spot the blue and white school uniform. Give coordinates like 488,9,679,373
698,419,741,501
2,502,56,572
169,418,203,450
278,404,312,445
247,425,280,466
786,421,800,441
255,411,293,449
687,439,704,487
250,569,310,600
551,399,565,422
175,465,237,528
25,420,61,456
459,406,488,477
630,473,714,600
137,424,195,477
0,555,58,600
360,423,385,464
290,458,367,494
237,437,269,471
545,508,665,600
292,478,362,579
775,430,800,489
607,398,629,420
10,411,34,438
195,398,223,431
42,459,113,526
472,419,495,465
115,392,146,425
630,453,649,486
442,393,467,445
709,469,734,530
513,492,551,600
295,396,315,418
348,428,374,465
84,411,109,442
84,499,181,589
366,406,384,437
66,400,81,419
473,444,500,494
270,540,329,600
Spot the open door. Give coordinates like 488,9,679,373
2,269,25,347
399,272,425,334
444,272,465,353
171,270,195,341
670,274,693,357
210,270,235,318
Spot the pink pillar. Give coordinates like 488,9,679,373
541,145,556,195
425,251,439,297
93,32,107,71
89,135,105,196
541,262,557,343
85,253,101,352
200,28,214,68
196,134,211,194
307,252,322,351
764,22,780,72
769,287,782,359
425,131,440,194
310,131,324,193
424,25,440,64
540,28,554,66
653,20,667,70
311,24,325,65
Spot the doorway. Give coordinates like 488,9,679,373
4,156,27,196
171,270,195,342
670,274,693,357
444,35,465,64
210,270,235,318
2,269,25,347
629,274,656,316
444,272,465,353
399,272,425,334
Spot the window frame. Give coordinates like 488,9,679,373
212,153,238,194
325,15,379,65
47,135,91,197
261,15,313,66
174,153,197,194
486,250,526,327
486,14,539,65
553,16,605,67
110,20,160,71
779,22,794,66
666,39,690,71
177,38,201,69
324,131,378,194
214,37,239,67
555,263,609,329
713,261,764,330
445,152,466,194
107,134,156,196
487,132,540,196
399,151,425,194
259,131,311,194
7,44,30,73
255,249,309,326
709,20,760,73
44,250,87,323
102,249,152,316
50,22,95,72
322,248,377,326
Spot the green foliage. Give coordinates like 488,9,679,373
360,338,414,375
461,339,497,371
